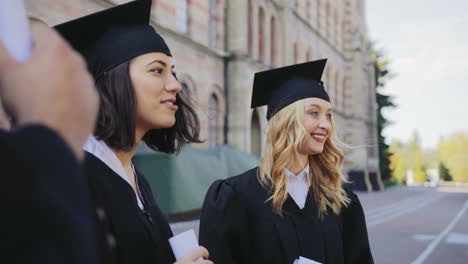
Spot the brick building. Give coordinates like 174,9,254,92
25,0,382,191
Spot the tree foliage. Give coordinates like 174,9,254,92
389,132,468,183
373,48,396,182
438,162,452,181
389,140,407,183
438,133,468,182
407,132,427,182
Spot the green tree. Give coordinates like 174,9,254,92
373,48,396,182
439,162,452,181
438,133,468,182
408,132,427,182
389,140,407,183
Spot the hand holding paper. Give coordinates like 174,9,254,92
169,229,204,263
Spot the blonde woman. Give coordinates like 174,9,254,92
199,59,373,264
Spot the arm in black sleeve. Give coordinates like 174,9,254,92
199,180,250,264
0,125,98,264
342,189,374,264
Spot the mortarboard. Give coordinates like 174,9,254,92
251,59,330,120
54,0,171,81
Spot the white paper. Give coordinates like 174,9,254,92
0,0,33,62
293,256,322,264
168,229,201,261
301,256,323,264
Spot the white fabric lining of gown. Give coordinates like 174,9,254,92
83,136,144,210
285,163,310,209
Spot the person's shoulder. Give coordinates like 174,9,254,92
84,151,117,173
84,151,103,167
204,167,261,210
343,186,362,204
83,151,119,187
341,186,366,220
225,166,260,189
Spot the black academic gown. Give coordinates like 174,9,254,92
0,125,98,264
84,152,175,264
199,167,374,264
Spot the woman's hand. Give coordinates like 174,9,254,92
174,246,213,264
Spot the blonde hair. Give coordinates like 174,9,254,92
258,99,350,217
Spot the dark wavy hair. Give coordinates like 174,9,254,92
92,60,202,153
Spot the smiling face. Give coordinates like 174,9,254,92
298,97,333,155
129,52,181,133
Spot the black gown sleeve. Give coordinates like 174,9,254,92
199,179,250,264
341,188,374,264
0,125,98,264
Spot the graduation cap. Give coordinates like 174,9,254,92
251,59,330,120
54,0,171,81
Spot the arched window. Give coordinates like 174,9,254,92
306,0,311,19
294,43,299,63
250,111,261,156
180,82,191,98
208,94,219,149
326,3,331,39
335,71,340,107
178,74,197,101
248,0,253,56
176,0,188,33
342,77,346,111
334,8,339,45
324,67,330,91
316,0,321,31
209,0,217,48
258,7,265,62
342,21,346,52
270,16,276,66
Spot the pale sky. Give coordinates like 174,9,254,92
366,0,468,149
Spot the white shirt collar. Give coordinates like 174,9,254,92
285,164,310,209
83,136,144,209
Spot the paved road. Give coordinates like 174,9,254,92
170,185,468,264
360,186,468,264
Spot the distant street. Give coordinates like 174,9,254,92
170,185,468,264
360,185,468,264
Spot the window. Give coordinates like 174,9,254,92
176,0,188,33
334,9,339,45
258,7,265,62
352,30,362,51
248,0,253,56
335,71,340,107
208,94,219,149
292,0,298,9
326,3,331,39
316,0,321,31
342,77,346,111
294,43,299,63
342,21,346,52
270,17,276,66
181,82,190,97
250,111,261,156
324,67,329,90
209,0,217,47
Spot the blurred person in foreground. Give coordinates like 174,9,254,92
0,21,99,263
199,59,374,264
54,1,211,263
